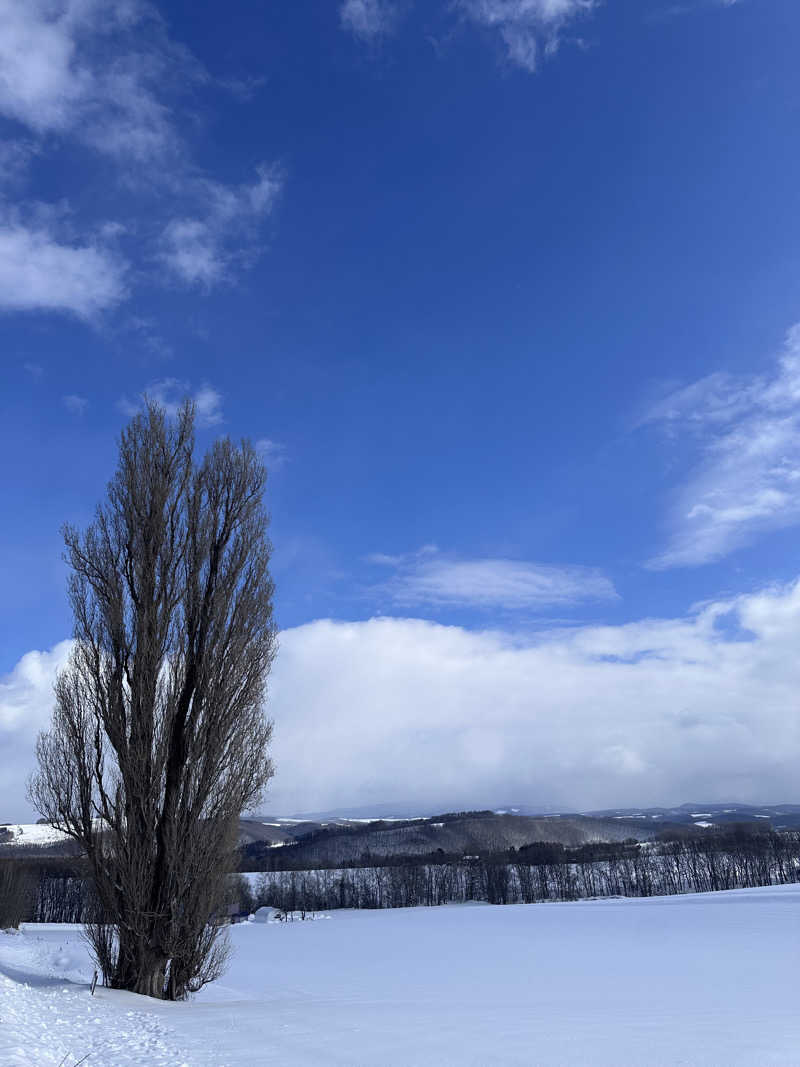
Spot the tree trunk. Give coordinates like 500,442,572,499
112,930,168,998
132,961,167,999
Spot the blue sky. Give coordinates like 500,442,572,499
4,0,800,819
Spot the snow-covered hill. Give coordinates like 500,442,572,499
0,824,71,849
2,883,800,1065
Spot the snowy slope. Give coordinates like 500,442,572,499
0,823,71,848
2,885,800,1065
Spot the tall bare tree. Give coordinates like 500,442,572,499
29,401,276,999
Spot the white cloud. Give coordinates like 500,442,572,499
239,577,800,813
255,438,288,471
0,223,126,318
62,393,88,415
340,0,398,41
0,2,280,316
9,581,800,819
160,219,220,286
0,641,72,820
372,548,616,609
0,0,186,162
189,384,224,427
159,167,281,286
644,325,800,568
0,0,96,133
458,0,598,72
119,378,224,427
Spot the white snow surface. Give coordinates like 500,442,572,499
1,823,70,847
3,884,800,1065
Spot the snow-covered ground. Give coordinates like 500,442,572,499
0,823,70,848
2,884,800,1065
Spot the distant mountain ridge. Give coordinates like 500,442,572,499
238,802,800,870
580,803,800,829
238,810,658,869
3,802,799,862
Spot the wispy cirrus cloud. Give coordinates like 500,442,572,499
255,438,288,471
159,166,281,286
119,378,224,427
643,325,800,568
647,0,742,20
369,546,617,610
341,0,600,64
340,0,399,41
458,0,598,72
62,394,88,415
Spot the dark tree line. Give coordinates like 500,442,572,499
249,829,800,912
1,860,261,928
0,858,91,926
0,860,37,928
240,835,648,873
8,827,798,926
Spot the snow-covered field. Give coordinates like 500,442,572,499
2,884,800,1065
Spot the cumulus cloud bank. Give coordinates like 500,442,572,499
0,641,72,821
6,581,800,820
